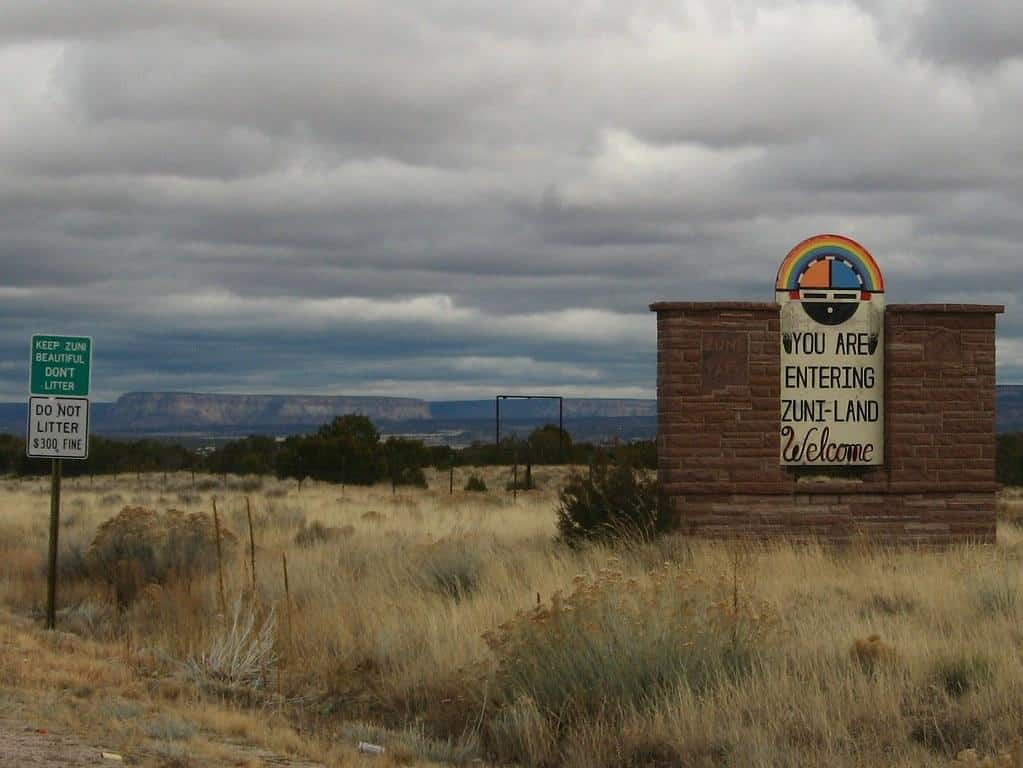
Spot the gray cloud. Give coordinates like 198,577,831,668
912,0,1023,68
0,0,1020,402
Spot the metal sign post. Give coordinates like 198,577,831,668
28,334,93,630
46,459,61,630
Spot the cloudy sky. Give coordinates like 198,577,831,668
2,0,1021,402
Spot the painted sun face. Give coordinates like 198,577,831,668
794,256,867,325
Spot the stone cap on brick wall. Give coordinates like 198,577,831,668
649,301,1005,314
888,304,1005,314
649,301,777,312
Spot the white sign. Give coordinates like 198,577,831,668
776,235,885,466
26,396,89,460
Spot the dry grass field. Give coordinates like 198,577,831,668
1,468,1023,766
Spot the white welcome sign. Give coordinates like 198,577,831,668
776,235,885,466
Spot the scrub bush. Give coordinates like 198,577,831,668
88,506,236,606
556,462,664,545
464,474,487,492
482,564,769,764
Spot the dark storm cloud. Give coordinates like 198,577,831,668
0,0,1021,400
912,0,1023,68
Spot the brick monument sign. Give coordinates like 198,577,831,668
651,234,1003,544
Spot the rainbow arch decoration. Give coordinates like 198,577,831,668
775,234,884,299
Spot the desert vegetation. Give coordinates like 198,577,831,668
1,467,1023,766
0,420,657,481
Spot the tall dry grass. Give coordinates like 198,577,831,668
1,468,1022,766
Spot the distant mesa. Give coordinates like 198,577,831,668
106,391,431,430
97,392,657,431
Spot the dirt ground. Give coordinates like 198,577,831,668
0,610,336,767
0,719,111,766
0,719,331,768
0,713,331,768
0,715,328,768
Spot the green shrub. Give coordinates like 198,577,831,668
384,436,431,488
276,415,387,485
88,506,236,607
556,462,664,545
464,474,487,492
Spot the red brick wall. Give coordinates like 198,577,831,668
650,302,1003,544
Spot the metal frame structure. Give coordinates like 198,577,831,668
494,394,564,456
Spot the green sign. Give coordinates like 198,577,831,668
30,335,92,396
